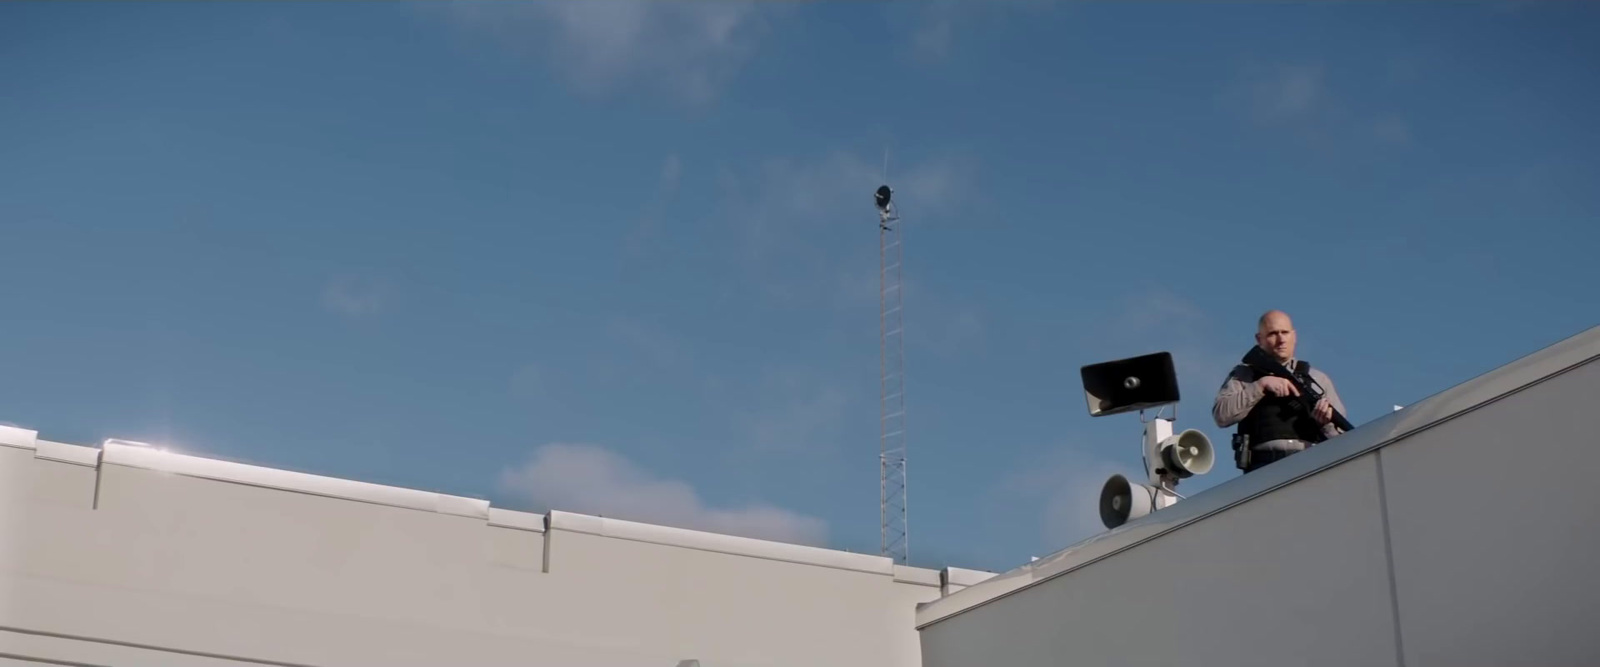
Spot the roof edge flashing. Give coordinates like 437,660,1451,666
0,424,39,450
34,440,101,467
548,510,894,576
942,567,998,588
100,442,491,521
488,508,547,533
894,564,942,587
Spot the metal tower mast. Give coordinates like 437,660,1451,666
875,185,908,565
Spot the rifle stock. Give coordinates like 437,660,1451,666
1241,347,1355,433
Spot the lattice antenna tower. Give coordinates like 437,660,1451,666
874,175,908,565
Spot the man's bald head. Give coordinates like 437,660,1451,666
1255,310,1297,363
1258,310,1291,331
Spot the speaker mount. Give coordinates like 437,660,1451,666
1080,350,1217,531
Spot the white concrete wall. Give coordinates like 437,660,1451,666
917,327,1600,667
0,426,963,667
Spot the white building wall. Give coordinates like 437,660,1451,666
916,326,1600,667
0,426,969,667
1379,356,1600,667
920,454,1402,667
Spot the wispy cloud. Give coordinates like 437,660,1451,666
1000,445,1127,549
1216,62,1331,128
1372,115,1413,145
893,0,1057,64
735,367,855,456
1106,288,1209,338
907,0,961,62
442,1,775,106
320,275,386,319
607,315,688,371
1245,63,1327,124
707,148,985,367
906,286,987,360
993,292,1239,552
1089,287,1242,415
509,363,546,402
624,154,684,257
1224,61,1417,151
735,149,973,226
718,148,978,269
496,442,829,546
579,315,692,387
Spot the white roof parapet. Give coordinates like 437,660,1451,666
101,441,491,521
894,564,942,587
915,324,1600,630
942,567,997,588
549,510,895,576
34,440,101,467
0,424,39,450
488,508,547,533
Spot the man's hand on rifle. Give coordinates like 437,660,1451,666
1257,376,1300,397
1312,398,1334,425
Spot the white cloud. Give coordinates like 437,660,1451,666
443,1,774,106
497,442,829,546
320,275,385,318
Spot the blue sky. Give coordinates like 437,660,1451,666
2,1,1596,572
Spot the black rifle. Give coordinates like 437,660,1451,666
1241,346,1355,434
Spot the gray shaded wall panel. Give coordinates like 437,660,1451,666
0,449,95,512
921,455,1399,667
486,525,545,572
23,460,95,511
1381,359,1600,667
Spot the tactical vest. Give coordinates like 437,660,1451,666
1237,362,1326,445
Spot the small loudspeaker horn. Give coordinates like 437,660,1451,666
1080,352,1180,417
1159,429,1215,478
1099,473,1156,530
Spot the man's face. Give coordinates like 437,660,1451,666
1256,314,1297,362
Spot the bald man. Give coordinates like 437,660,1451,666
1214,310,1348,473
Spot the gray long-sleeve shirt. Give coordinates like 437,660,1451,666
1213,359,1348,445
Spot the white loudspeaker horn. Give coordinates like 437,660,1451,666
1159,429,1214,478
1099,474,1156,530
